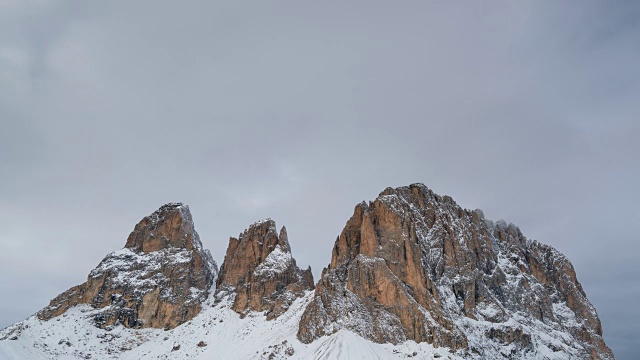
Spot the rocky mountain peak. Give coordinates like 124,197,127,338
216,219,314,320
298,183,613,359
124,202,203,253
278,225,292,253
3,186,614,359
37,203,217,330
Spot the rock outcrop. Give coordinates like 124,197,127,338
216,219,314,320
12,185,613,359
37,203,218,330
298,184,614,359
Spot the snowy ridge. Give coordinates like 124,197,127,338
253,245,293,277
248,218,277,234
0,292,455,360
87,247,206,303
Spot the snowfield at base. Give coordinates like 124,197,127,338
0,291,455,360
0,284,598,360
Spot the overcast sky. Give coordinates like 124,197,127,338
1,1,638,358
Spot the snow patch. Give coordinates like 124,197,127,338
253,245,292,277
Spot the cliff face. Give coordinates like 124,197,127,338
216,219,314,320
37,203,218,330
298,184,613,359
17,185,614,359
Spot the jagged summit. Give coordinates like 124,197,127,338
0,185,614,359
37,203,218,330
124,202,206,253
216,219,314,320
248,217,276,228
298,183,613,359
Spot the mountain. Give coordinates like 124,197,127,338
215,219,315,320
37,203,218,330
0,184,614,359
298,184,613,359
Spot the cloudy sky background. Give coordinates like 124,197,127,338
1,1,638,358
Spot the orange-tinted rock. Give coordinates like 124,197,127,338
298,184,614,359
216,219,314,319
37,203,217,330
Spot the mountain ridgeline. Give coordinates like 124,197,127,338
0,184,614,359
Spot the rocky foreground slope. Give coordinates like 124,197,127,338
0,184,614,359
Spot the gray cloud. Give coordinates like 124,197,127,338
1,1,638,358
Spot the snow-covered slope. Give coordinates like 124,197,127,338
0,275,606,360
0,292,454,360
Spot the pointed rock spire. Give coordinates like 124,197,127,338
279,225,292,253
216,219,314,319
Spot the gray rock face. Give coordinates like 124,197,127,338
216,219,314,320
298,184,614,359
38,203,218,330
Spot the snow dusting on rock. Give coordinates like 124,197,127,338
0,184,615,359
